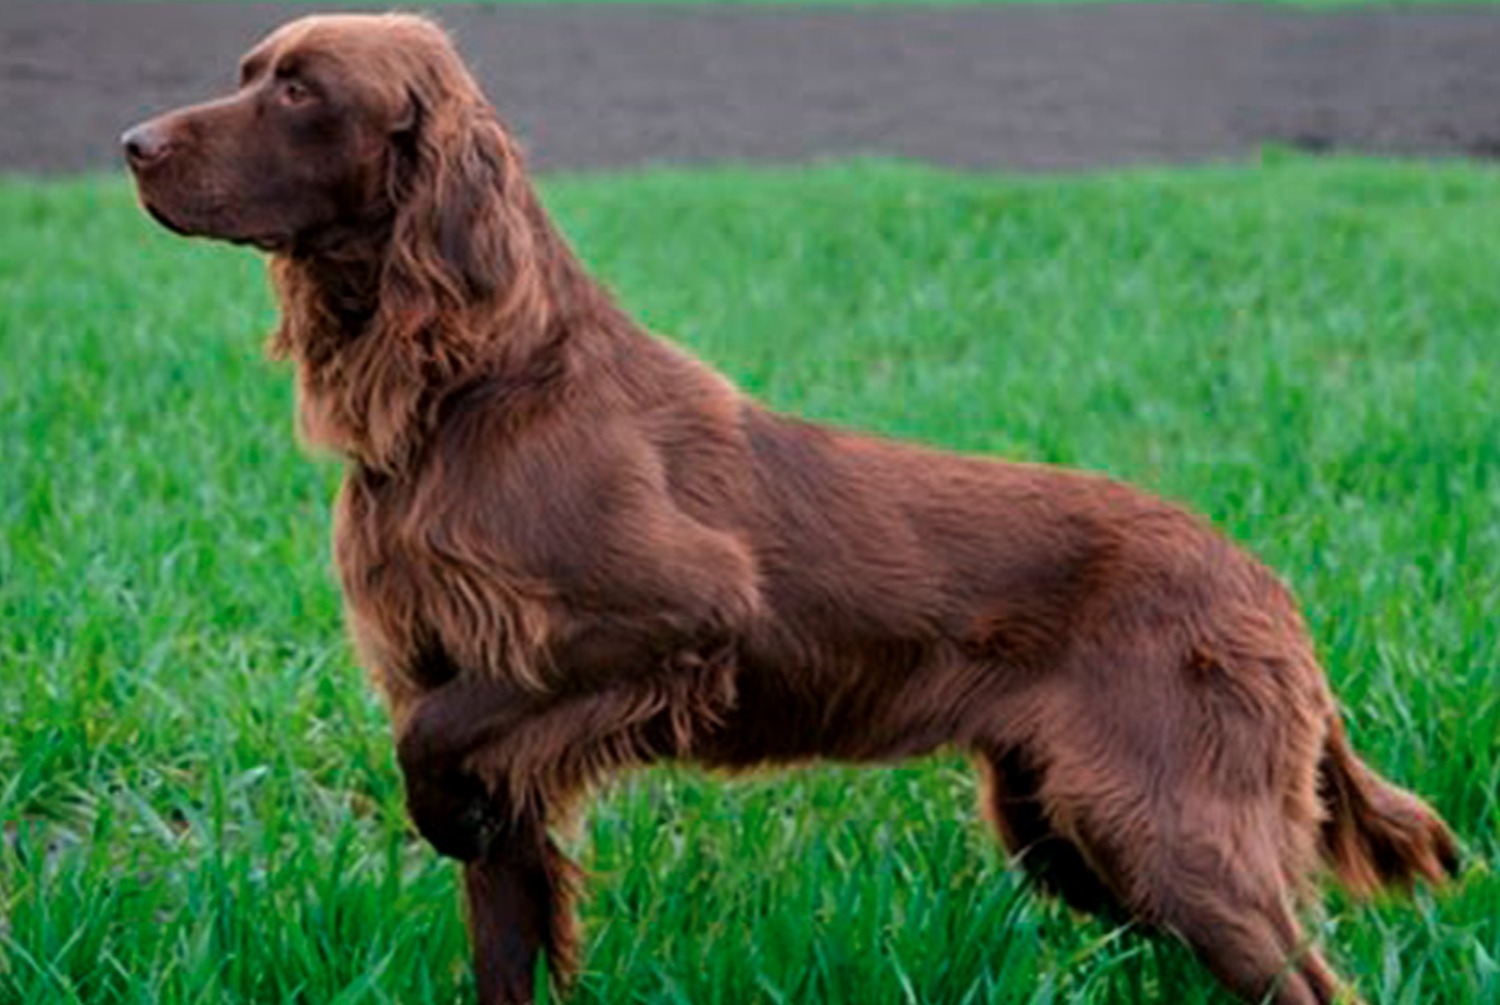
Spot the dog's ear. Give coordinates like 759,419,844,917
387,88,533,307
432,115,510,300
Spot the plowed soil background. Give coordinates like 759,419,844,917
7,2,1500,175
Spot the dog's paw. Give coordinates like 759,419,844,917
402,766,504,861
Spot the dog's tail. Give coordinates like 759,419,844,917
1317,715,1459,897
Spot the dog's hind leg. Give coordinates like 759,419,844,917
1050,777,1347,1004
979,731,1331,1005
1141,845,1348,1005
975,667,1353,1004
977,744,1125,919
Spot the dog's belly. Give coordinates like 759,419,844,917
690,634,985,769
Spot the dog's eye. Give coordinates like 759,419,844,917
280,79,314,107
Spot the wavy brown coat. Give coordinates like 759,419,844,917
122,14,1458,1005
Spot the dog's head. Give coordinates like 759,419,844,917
122,13,513,270
124,14,556,469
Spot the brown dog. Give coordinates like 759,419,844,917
123,14,1457,1004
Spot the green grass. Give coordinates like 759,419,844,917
2,155,1497,1004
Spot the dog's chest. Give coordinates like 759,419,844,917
330,467,559,705
328,453,761,710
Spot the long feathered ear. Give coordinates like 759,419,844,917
380,83,544,347
268,26,560,473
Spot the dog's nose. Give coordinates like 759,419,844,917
121,121,170,168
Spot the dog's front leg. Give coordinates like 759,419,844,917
396,677,578,1004
396,674,534,860
465,816,579,1005
401,763,577,1005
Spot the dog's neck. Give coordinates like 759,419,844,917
268,200,626,475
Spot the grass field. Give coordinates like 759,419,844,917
2,155,1497,1004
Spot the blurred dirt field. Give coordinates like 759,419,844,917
7,1,1500,175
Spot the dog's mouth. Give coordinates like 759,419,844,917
142,199,194,238
139,197,288,253
228,231,290,253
